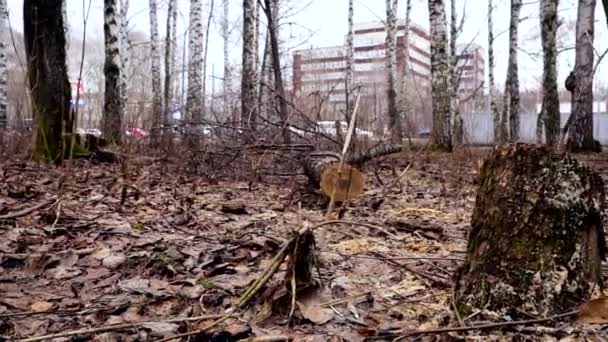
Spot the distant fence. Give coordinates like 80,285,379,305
462,112,608,145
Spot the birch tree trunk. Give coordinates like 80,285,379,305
201,0,215,115
103,0,123,143
187,0,204,123
222,0,232,121
567,0,596,151
386,0,402,143
119,0,129,119
170,1,178,100
163,0,176,126
450,0,463,144
242,0,257,141
540,0,560,145
488,0,500,143
428,0,452,151
502,0,522,142
148,0,163,142
399,0,412,138
263,0,290,143
24,0,72,162
0,0,7,129
345,0,354,122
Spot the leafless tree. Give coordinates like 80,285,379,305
345,0,354,122
103,0,123,143
262,0,290,143
567,0,597,151
24,0,72,161
242,0,258,140
488,0,500,143
202,0,215,114
538,0,559,145
0,0,7,129
187,0,204,123
502,0,522,142
163,0,176,125
385,0,401,143
148,0,163,141
119,0,129,119
428,0,452,151
450,0,463,144
222,0,231,120
398,0,412,137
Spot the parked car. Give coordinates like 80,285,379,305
86,128,102,137
125,127,148,137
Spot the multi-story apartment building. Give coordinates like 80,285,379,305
455,43,485,112
292,19,486,129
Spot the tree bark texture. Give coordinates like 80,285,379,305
0,0,7,129
386,0,401,143
454,144,606,319
201,0,215,114
242,0,258,140
540,0,560,146
163,0,176,126
187,0,204,123
263,0,290,144
450,0,462,144
345,0,354,122
428,0,452,151
119,0,129,120
148,0,163,142
488,0,500,144
24,0,72,162
222,0,231,120
398,0,412,136
567,0,596,152
503,0,522,142
103,0,123,144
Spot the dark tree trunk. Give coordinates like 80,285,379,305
567,0,596,152
263,0,290,144
103,0,122,144
454,144,606,319
24,0,72,162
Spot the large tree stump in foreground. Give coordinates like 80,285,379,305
454,144,606,319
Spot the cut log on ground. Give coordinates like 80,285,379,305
453,144,606,320
302,144,403,201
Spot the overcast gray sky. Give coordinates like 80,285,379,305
6,0,608,93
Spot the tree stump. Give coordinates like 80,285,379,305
453,144,606,319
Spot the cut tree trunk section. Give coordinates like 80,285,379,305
454,144,606,319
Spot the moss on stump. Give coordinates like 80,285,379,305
453,143,606,319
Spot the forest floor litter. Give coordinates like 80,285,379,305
2,147,608,341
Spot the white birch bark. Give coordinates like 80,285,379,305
567,0,596,151
428,0,452,151
450,0,462,144
0,0,7,129
170,0,178,98
488,0,500,143
386,0,401,143
163,0,176,125
242,0,257,136
119,0,129,119
201,0,215,113
539,0,559,145
222,0,231,119
345,0,354,121
502,0,522,142
398,0,412,136
186,0,204,122
103,0,123,142
149,0,163,139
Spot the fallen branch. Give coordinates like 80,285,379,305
388,310,578,341
19,314,222,342
0,198,56,220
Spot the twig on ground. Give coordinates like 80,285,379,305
0,198,56,220
388,310,578,341
241,336,291,342
19,314,223,342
